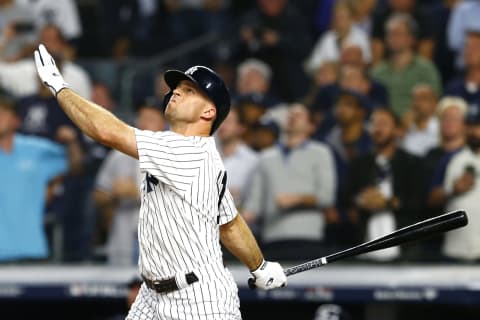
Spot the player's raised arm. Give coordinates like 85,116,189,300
34,44,138,159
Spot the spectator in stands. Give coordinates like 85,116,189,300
91,82,117,111
431,0,460,85
0,0,36,62
236,58,290,133
236,94,269,127
76,83,115,177
305,0,371,75
345,108,422,261
371,13,442,118
402,84,440,157
40,22,90,88
303,60,339,110
371,0,434,64
325,90,373,246
351,0,378,35
243,103,336,260
62,82,114,262
339,42,365,66
40,23,90,96
305,35,373,108
422,97,467,261
445,31,480,118
306,42,386,132
339,63,388,109
216,107,259,212
0,97,80,261
16,0,81,40
236,93,271,149
236,58,277,103
443,110,480,262
12,67,90,265
310,63,387,141
15,77,84,233
17,80,70,136
16,0,82,58
248,117,281,152
238,0,312,102
94,101,166,266
0,24,92,99
326,89,373,184
447,0,480,70
77,82,121,260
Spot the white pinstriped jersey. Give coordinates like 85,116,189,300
134,129,238,280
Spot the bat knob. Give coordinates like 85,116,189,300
248,277,257,290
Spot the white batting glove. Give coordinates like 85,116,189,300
34,44,69,96
250,260,287,290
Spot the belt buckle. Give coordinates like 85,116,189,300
154,278,177,293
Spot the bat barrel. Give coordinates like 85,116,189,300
282,210,468,278
327,210,468,264
419,210,468,233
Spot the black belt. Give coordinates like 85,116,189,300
142,272,199,294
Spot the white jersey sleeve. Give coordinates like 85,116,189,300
135,129,207,195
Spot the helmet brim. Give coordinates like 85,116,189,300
164,69,198,91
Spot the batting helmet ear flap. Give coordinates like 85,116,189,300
162,91,173,112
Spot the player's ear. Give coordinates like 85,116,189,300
201,104,216,121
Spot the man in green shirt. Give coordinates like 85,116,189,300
371,13,441,118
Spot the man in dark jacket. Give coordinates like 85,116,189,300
345,107,423,262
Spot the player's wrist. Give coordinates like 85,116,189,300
47,75,69,97
250,259,266,274
55,85,69,97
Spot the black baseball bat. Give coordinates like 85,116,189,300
248,210,468,289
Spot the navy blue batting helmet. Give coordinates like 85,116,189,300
163,66,231,135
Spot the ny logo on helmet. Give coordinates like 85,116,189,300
185,66,198,75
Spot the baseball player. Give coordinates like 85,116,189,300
34,45,287,319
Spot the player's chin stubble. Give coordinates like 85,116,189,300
164,104,176,122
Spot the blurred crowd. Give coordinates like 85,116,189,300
1,0,480,267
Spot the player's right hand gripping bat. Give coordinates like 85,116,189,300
249,210,468,289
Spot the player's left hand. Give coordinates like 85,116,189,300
34,44,69,96
250,260,287,290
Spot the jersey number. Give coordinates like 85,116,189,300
146,173,159,193
217,171,227,208
216,171,227,224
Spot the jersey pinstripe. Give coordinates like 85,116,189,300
135,129,238,279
